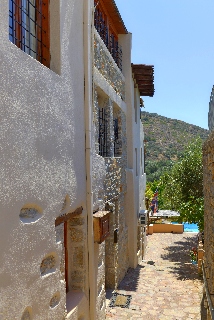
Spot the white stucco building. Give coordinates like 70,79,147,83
0,1,154,319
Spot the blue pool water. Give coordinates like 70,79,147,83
172,222,199,232
183,223,199,233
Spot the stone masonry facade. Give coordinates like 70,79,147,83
92,29,129,318
203,131,214,319
94,30,125,101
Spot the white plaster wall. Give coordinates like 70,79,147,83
139,122,146,210
119,33,138,268
119,32,147,268
0,0,87,319
133,87,141,213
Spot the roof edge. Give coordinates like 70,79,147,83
132,63,155,97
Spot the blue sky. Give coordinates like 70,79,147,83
115,0,214,129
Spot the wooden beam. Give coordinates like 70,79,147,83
132,63,155,97
55,206,83,226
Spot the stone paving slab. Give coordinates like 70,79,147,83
106,233,203,319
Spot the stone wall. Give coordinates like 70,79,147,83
92,85,129,294
96,242,106,320
105,202,117,288
93,28,129,310
104,187,128,289
55,209,89,319
203,132,214,311
94,29,125,101
68,212,88,294
103,113,128,288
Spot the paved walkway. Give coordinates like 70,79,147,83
106,233,203,320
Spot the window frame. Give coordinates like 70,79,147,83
9,0,50,68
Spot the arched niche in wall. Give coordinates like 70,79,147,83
21,306,32,320
49,291,60,308
40,252,57,276
19,203,43,223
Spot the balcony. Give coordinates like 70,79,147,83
94,0,127,101
94,8,122,71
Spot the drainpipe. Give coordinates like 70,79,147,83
83,1,96,319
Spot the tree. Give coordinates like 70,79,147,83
159,138,204,230
145,159,173,182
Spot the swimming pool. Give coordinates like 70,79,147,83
183,223,199,233
172,222,199,232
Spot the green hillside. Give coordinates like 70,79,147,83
141,111,209,182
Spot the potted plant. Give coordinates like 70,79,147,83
190,247,197,264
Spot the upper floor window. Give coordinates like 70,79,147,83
9,0,50,68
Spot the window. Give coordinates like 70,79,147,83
113,117,119,156
9,0,50,68
113,116,122,157
99,108,108,157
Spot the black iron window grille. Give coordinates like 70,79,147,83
94,8,122,71
113,118,119,156
109,34,122,71
99,108,108,157
9,0,50,68
94,9,108,46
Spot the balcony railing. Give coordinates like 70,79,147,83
94,8,122,71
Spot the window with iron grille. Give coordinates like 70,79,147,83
9,0,50,68
113,118,119,156
99,108,108,157
94,8,108,48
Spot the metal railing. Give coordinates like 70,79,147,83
202,262,214,320
94,8,122,71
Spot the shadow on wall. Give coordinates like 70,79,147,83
160,235,202,281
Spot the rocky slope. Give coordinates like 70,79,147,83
141,111,209,182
